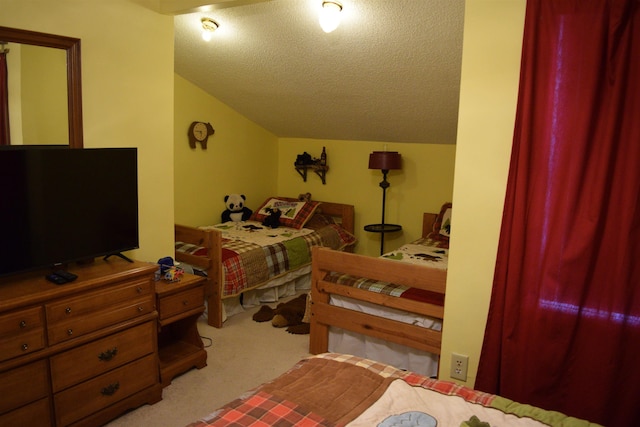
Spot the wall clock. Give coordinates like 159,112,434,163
188,121,215,149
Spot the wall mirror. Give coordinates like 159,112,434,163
0,26,83,148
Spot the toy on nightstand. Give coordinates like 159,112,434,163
164,266,184,282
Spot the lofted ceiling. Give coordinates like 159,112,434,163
157,0,464,144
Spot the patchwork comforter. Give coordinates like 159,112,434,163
185,353,600,427
201,222,355,297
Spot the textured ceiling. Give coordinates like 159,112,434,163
170,0,464,144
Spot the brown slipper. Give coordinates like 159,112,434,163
252,305,275,322
286,323,310,335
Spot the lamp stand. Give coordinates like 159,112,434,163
365,151,403,256
379,169,390,254
367,169,402,255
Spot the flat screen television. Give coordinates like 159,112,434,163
0,146,139,277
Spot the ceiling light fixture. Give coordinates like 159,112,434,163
319,1,342,33
201,17,219,41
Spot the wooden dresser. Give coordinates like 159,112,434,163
0,258,162,427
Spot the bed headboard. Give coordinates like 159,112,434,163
275,197,355,235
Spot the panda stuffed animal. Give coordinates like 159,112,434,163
221,194,253,223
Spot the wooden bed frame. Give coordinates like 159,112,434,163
309,212,447,361
175,198,355,328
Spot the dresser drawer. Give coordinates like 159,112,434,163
0,306,44,335
159,286,205,321
54,354,157,427
0,328,46,362
50,321,156,392
0,307,46,362
46,278,153,323
47,296,155,345
0,397,51,427
0,360,49,414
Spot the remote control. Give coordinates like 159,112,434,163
46,273,68,285
53,270,78,282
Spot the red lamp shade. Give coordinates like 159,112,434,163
368,151,402,170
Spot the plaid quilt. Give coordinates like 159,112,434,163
185,391,334,427
221,224,355,297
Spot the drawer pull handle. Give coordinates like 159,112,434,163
67,329,73,336
183,300,189,306
138,306,144,312
101,382,120,396
19,320,27,328
65,307,72,314
22,343,28,351
136,286,143,293
98,347,118,361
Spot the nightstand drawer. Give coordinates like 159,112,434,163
0,307,45,362
0,360,49,413
0,397,51,427
159,286,204,321
54,354,157,427
50,321,156,392
47,296,155,345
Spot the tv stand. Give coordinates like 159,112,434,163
104,252,134,263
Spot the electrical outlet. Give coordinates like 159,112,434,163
450,353,469,381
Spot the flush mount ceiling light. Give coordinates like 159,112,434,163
201,17,219,41
319,1,342,33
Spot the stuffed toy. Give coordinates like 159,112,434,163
252,293,310,334
221,194,253,223
262,207,281,228
298,192,312,202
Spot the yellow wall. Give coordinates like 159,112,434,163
278,139,456,256
439,0,526,384
2,0,176,264
174,74,279,226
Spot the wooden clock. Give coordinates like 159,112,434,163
188,121,215,149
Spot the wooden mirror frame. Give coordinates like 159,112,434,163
0,26,83,148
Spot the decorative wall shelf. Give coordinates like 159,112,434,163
295,164,329,184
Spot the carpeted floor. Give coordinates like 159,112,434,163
105,295,311,427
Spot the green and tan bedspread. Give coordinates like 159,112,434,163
208,222,356,298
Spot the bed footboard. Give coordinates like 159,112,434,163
175,224,224,327
309,246,447,357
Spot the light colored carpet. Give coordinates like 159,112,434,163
105,296,311,427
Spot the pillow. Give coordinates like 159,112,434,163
250,198,321,229
436,204,452,237
431,202,452,238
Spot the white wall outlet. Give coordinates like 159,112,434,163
450,353,469,381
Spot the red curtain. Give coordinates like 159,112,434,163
1,49,10,145
475,1,640,426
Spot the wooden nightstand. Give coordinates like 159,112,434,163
155,273,208,387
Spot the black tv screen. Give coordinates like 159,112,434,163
0,147,138,277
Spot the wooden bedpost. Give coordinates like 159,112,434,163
309,246,330,354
